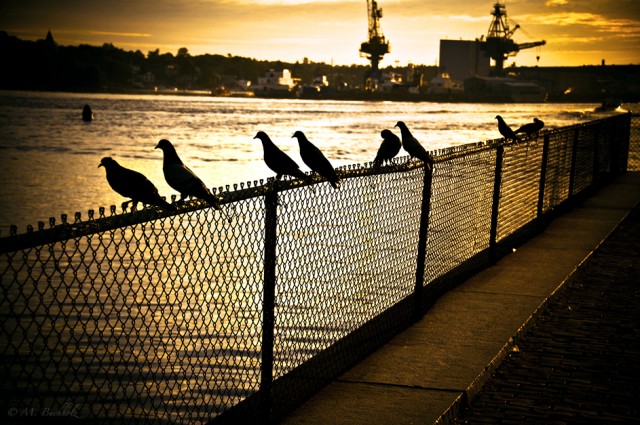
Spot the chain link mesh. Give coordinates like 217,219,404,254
273,166,422,381
628,114,640,171
0,114,632,424
425,146,496,280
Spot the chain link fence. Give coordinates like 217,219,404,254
629,113,640,171
0,113,633,424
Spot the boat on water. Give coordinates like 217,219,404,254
594,98,622,113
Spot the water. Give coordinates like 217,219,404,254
0,90,605,232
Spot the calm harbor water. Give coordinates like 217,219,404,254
0,89,608,232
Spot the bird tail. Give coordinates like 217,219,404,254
295,170,313,185
205,193,222,210
158,198,176,211
206,193,233,223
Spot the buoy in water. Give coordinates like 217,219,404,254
82,104,94,121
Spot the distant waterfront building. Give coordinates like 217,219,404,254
428,72,463,95
142,71,155,84
439,39,490,83
464,76,546,102
253,69,297,94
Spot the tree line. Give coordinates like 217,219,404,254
0,31,433,93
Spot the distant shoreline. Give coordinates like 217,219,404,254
1,87,625,105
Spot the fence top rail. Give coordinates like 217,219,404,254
0,113,630,253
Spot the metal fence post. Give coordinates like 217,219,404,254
592,126,600,184
537,134,551,221
489,145,504,263
568,128,579,198
620,113,632,173
261,186,278,423
414,163,434,317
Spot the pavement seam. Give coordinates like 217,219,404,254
334,378,463,394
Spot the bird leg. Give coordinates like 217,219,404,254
121,200,133,212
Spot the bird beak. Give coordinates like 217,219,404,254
154,144,159,149
98,163,103,168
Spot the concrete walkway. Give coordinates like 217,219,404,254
279,172,640,425
453,195,640,424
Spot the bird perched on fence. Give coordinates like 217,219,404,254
515,118,545,137
154,139,223,211
254,131,313,184
495,115,521,142
395,121,433,170
99,157,174,211
292,130,341,189
373,129,402,168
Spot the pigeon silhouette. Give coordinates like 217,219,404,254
515,118,545,137
99,157,174,211
495,115,521,142
292,130,340,189
154,139,222,210
254,131,312,184
395,121,433,169
373,129,402,168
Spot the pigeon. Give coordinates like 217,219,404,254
292,130,341,189
515,118,545,137
495,115,521,142
99,157,174,211
254,131,312,184
395,121,433,169
373,129,402,168
154,139,222,210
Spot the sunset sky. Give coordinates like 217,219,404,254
2,0,639,68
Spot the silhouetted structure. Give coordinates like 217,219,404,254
483,2,545,74
360,0,390,86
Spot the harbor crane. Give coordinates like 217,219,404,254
483,2,546,73
360,0,390,82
